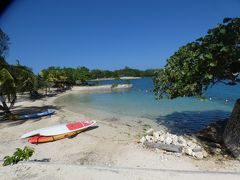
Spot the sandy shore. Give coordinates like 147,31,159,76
90,76,142,81
0,88,240,180
71,84,132,91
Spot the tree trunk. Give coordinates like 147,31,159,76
9,95,16,109
0,101,10,114
0,96,11,114
223,98,240,159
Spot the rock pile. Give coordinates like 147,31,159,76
139,129,207,159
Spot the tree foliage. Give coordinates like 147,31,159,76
0,58,37,113
41,66,158,86
40,66,91,86
0,29,37,114
3,146,34,166
154,18,240,99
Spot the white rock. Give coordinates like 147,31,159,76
145,135,154,142
153,136,158,143
164,137,172,145
194,152,204,159
153,131,161,140
158,135,165,142
202,150,208,158
189,143,197,149
178,136,185,142
182,141,187,147
166,132,171,136
215,148,222,153
187,141,193,147
172,136,178,145
184,147,193,156
191,138,197,143
139,136,146,143
171,134,177,139
178,139,187,147
146,128,154,135
178,136,186,145
157,130,165,135
192,145,202,152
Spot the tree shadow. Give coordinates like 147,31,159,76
155,110,230,135
0,105,63,127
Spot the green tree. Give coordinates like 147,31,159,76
76,66,91,83
114,66,141,77
0,29,37,115
40,67,68,88
0,58,37,114
91,69,105,79
154,18,240,99
153,17,240,157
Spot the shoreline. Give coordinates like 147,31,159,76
90,76,142,81
0,88,240,179
71,84,133,91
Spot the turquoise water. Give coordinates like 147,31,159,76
56,78,240,134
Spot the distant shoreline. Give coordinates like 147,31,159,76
71,84,133,91
90,76,142,81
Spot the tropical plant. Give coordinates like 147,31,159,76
3,146,34,166
153,17,240,157
0,29,37,115
0,59,38,114
154,18,240,99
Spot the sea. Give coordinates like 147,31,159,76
55,78,240,134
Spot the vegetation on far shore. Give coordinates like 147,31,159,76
0,28,157,115
41,66,157,85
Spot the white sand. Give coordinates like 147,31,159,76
0,88,240,180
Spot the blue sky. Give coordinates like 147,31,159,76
0,0,239,73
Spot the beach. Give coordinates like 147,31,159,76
0,87,240,180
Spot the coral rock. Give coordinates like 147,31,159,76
146,128,154,135
194,152,204,159
164,137,172,145
146,135,154,142
139,136,146,143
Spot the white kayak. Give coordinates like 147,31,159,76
21,120,96,139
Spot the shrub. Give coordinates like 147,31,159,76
3,146,34,166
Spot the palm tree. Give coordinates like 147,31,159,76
0,29,38,115
0,57,37,114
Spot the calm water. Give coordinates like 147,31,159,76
56,78,240,134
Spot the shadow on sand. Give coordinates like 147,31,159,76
0,105,62,127
156,110,230,135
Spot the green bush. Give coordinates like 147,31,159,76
3,146,34,166
111,84,119,89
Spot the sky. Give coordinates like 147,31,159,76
0,0,239,73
